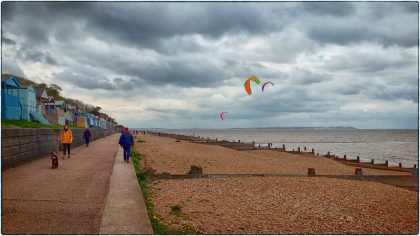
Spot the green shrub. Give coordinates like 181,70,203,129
137,139,146,143
170,205,182,216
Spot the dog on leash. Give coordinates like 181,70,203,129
50,152,59,169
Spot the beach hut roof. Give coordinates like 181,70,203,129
1,76,22,88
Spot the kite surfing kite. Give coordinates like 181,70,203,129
220,112,228,120
262,82,274,91
244,76,260,95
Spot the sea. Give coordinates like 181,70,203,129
140,128,418,168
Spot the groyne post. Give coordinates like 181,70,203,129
385,160,388,167
282,144,285,150
355,168,363,176
304,146,307,151
399,163,402,168
298,147,301,153
307,168,316,176
357,156,360,163
344,154,347,160
311,148,314,154
371,159,374,164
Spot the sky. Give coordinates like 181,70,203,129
2,2,419,129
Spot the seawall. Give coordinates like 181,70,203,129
1,128,116,169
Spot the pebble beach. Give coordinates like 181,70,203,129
134,134,418,234
137,134,410,176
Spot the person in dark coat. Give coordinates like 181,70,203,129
118,127,134,163
83,126,92,147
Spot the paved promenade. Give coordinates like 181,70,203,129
100,147,153,234
2,133,152,234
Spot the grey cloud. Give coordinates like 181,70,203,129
289,69,331,85
55,70,117,90
304,2,418,47
44,52,58,65
113,58,228,88
323,50,416,73
301,2,356,16
19,48,58,65
1,60,26,77
2,35,16,45
367,83,418,103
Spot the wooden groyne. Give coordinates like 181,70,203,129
144,131,418,175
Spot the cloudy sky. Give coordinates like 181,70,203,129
2,2,418,129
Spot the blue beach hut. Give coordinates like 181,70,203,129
1,77,22,120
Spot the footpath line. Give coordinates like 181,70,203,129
99,147,153,234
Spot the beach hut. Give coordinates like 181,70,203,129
99,117,107,129
18,84,49,124
77,112,89,128
35,87,49,111
18,85,35,120
1,77,22,120
63,104,74,125
43,98,65,125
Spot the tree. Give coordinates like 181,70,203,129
46,84,63,99
90,106,102,116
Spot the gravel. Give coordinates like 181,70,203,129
150,177,418,234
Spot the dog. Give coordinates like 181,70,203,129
50,152,59,169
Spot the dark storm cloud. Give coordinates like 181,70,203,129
85,3,275,49
3,2,276,52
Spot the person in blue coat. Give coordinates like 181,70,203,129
118,127,134,163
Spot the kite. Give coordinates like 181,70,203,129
244,76,260,95
262,82,274,91
220,112,228,120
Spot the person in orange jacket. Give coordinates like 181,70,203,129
61,125,73,159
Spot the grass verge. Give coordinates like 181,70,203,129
130,147,201,234
2,120,82,129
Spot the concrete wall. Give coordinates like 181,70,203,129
2,128,116,169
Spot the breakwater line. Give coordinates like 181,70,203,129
143,131,417,175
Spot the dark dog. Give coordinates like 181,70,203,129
51,152,58,169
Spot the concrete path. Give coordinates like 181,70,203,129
2,134,119,234
99,147,153,234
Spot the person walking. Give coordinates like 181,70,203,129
83,126,92,147
118,127,134,163
61,125,73,159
